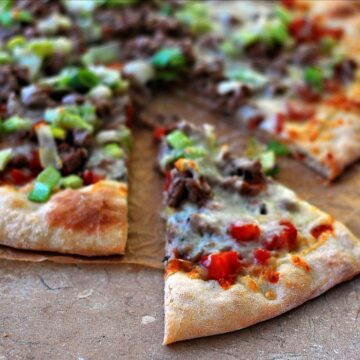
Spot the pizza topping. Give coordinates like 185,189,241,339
28,166,61,203
59,174,83,189
166,169,212,208
200,251,241,288
0,148,12,171
262,220,297,251
1,116,32,133
229,222,260,242
311,223,334,239
254,248,271,265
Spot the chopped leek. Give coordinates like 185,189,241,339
304,67,323,92
28,182,52,203
28,166,61,203
166,130,193,150
0,148,12,171
2,116,32,133
104,143,124,158
35,125,62,169
82,43,119,65
60,175,83,189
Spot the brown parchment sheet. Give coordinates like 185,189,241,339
0,92,360,270
1,94,360,359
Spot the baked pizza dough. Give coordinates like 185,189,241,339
0,180,128,256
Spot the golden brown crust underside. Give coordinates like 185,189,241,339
164,222,360,344
0,180,128,256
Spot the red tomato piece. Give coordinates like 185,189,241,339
229,222,261,242
254,248,271,265
83,170,104,185
200,251,241,283
286,101,315,121
262,220,298,251
281,0,296,9
311,223,334,239
10,168,32,185
164,170,171,192
275,113,285,134
153,127,167,141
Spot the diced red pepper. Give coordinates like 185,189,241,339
289,17,343,43
286,101,315,121
262,220,297,251
164,170,171,192
83,170,104,185
275,113,285,134
229,222,260,242
311,223,334,239
125,104,134,127
254,248,271,265
10,168,32,185
200,251,241,287
281,0,296,9
153,127,167,141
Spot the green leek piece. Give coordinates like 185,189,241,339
259,151,276,174
0,51,11,64
37,166,61,189
2,116,32,133
51,127,67,140
104,143,124,158
304,67,323,92
267,140,289,156
60,175,83,189
226,67,267,87
28,182,51,203
7,35,26,50
0,148,12,171
166,130,193,150
44,107,94,132
82,43,119,65
175,2,212,34
183,146,205,159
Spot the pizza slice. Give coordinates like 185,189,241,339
178,0,360,180
0,61,131,255
157,121,360,344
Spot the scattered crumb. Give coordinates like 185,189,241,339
77,289,94,299
141,315,156,325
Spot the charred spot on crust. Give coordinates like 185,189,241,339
47,184,126,234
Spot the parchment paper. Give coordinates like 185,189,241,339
0,92,359,270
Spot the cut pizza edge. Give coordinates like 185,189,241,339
156,121,360,344
0,180,128,257
163,189,360,344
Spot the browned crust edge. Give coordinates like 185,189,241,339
0,180,128,256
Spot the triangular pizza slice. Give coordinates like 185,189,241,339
157,121,360,344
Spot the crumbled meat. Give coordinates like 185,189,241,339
21,85,54,108
292,44,319,65
94,99,113,117
167,170,212,208
62,94,85,106
189,213,220,235
73,129,93,148
334,59,357,83
0,65,29,103
58,143,88,175
220,158,266,196
43,54,68,76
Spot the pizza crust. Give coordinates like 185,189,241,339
164,221,360,344
0,180,128,256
